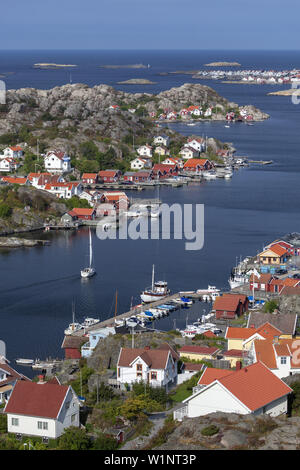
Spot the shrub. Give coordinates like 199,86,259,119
92,432,119,450
201,425,219,436
58,427,91,450
0,203,12,218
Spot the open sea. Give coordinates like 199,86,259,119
0,50,300,366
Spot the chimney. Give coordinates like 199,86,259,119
236,361,242,371
37,375,46,384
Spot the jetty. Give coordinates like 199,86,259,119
72,289,217,336
248,160,273,165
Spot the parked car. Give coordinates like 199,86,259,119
292,273,300,279
276,269,288,275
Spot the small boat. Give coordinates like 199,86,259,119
81,317,100,329
15,358,34,365
225,125,230,128
81,228,96,279
64,302,83,335
140,265,170,303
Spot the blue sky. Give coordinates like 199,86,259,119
1,0,299,50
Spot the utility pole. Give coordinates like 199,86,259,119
36,139,39,161
131,327,135,348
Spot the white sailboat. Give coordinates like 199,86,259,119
81,228,96,278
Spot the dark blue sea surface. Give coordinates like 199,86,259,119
0,50,300,364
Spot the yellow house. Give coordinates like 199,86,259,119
225,327,257,351
258,245,288,265
222,349,245,367
179,346,219,362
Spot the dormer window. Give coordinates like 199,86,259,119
280,357,287,365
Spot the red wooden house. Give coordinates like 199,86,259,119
249,273,274,292
183,158,213,172
98,170,121,183
213,294,249,320
123,170,153,182
61,336,88,360
71,208,96,220
152,163,178,179
81,173,99,185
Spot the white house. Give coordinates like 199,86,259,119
173,362,292,421
2,146,24,159
0,157,20,172
162,157,184,169
204,108,212,117
153,135,170,147
130,157,152,170
117,344,179,391
4,379,80,439
137,145,153,158
44,151,71,173
184,138,206,152
0,360,30,404
43,181,82,199
179,146,199,160
248,338,300,379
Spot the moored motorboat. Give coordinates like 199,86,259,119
15,358,34,365
141,265,170,303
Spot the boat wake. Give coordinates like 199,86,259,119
0,274,79,295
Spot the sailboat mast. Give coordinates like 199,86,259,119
152,265,155,291
89,229,92,268
115,290,118,318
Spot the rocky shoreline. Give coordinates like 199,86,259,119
0,236,50,248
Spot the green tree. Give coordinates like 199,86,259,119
92,433,118,450
58,427,91,450
264,300,278,313
0,203,12,218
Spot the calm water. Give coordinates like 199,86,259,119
0,50,300,362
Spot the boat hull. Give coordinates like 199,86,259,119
81,268,96,279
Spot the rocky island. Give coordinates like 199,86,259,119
204,61,241,66
33,63,77,69
117,79,157,85
267,89,300,96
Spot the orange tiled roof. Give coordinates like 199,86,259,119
217,362,292,411
184,158,209,168
198,367,232,385
213,294,247,313
225,327,256,340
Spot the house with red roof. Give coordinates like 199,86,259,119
178,345,220,362
44,150,71,173
185,137,206,152
249,337,300,379
137,145,153,158
174,362,292,420
162,157,184,168
213,294,249,320
4,380,80,438
130,157,152,170
1,176,29,185
152,163,178,179
43,181,82,199
249,273,275,292
183,158,213,173
117,344,179,391
81,173,99,185
2,146,23,159
98,169,121,183
123,170,153,182
258,244,290,265
71,207,96,220
0,157,20,173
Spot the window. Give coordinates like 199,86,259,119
11,418,19,426
136,364,142,372
65,401,71,410
136,372,142,378
71,414,76,423
37,421,48,430
151,372,157,380
281,357,287,365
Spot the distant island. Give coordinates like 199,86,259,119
204,61,241,67
117,79,156,85
99,64,149,69
33,63,77,69
267,89,300,96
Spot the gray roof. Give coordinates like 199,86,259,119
247,312,297,335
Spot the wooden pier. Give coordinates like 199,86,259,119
73,290,203,336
